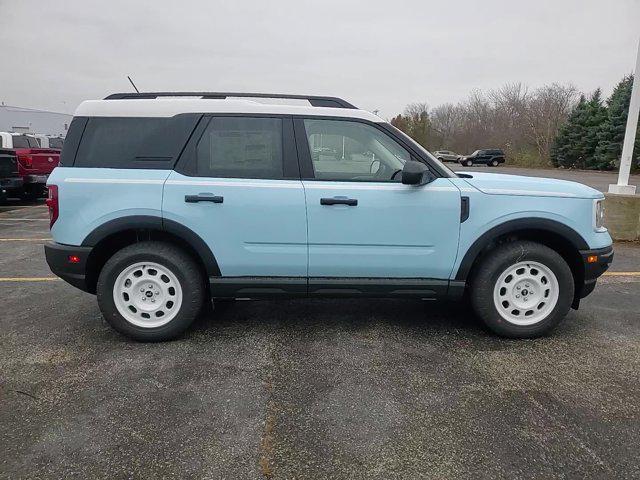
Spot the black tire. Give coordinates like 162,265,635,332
19,188,38,202
490,159,499,167
465,159,473,167
97,241,205,341
469,241,574,338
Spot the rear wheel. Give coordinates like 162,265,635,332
469,241,574,338
490,159,499,167
97,241,205,341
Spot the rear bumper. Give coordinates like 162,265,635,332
44,242,93,293
577,245,613,299
23,174,49,184
0,177,23,193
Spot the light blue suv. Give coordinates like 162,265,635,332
44,92,613,341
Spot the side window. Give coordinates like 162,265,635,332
12,136,30,148
302,119,410,182
49,138,64,149
74,115,198,168
195,117,284,179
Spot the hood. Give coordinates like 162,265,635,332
458,171,603,199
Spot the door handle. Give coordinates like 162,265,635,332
320,197,358,206
184,193,224,204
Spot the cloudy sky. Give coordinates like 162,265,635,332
1,0,638,118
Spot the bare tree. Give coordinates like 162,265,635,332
525,83,577,160
392,82,578,164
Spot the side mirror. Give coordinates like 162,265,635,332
401,160,434,186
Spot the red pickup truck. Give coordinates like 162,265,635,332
0,133,60,199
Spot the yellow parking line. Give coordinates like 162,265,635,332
603,271,640,276
0,205,47,210
0,218,49,221
0,277,60,282
0,238,51,242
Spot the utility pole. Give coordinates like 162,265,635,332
608,38,640,195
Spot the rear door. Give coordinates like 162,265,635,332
163,115,308,295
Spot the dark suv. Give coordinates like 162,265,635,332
459,149,505,167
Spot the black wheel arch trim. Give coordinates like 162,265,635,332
455,218,589,281
81,215,221,276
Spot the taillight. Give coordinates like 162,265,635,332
17,153,33,168
46,185,59,228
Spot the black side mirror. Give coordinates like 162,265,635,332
401,160,434,186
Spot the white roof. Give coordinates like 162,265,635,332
75,98,384,122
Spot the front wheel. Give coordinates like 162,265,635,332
464,159,473,167
97,241,205,341
469,241,574,338
490,159,499,167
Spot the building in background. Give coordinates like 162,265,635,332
0,104,72,136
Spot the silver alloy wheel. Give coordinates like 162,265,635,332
492,261,559,326
113,262,183,328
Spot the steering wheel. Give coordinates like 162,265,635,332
390,169,402,181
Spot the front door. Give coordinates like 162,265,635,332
163,115,307,296
296,118,461,295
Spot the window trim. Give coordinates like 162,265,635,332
174,114,299,180
292,116,448,182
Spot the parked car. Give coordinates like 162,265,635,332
0,132,60,198
433,150,460,162
45,92,612,342
0,148,24,202
32,134,65,150
459,149,506,167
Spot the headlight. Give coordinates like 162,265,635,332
594,199,605,231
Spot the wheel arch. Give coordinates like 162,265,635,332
455,218,588,294
81,215,220,294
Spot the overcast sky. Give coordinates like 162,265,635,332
1,0,638,119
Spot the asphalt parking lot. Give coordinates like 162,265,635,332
451,165,640,193
1,201,639,479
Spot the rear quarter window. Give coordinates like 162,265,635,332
73,115,200,169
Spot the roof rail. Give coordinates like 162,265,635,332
103,92,357,109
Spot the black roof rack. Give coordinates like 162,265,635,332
103,92,357,109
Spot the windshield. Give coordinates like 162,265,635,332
11,135,37,148
387,124,457,178
49,137,64,149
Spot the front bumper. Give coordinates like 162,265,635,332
577,245,614,299
44,242,93,293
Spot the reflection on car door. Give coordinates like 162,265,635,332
295,118,461,295
163,116,308,292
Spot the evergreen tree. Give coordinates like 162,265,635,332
583,89,608,169
595,75,640,170
551,95,587,168
551,90,607,169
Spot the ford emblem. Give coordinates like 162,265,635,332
48,157,53,163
